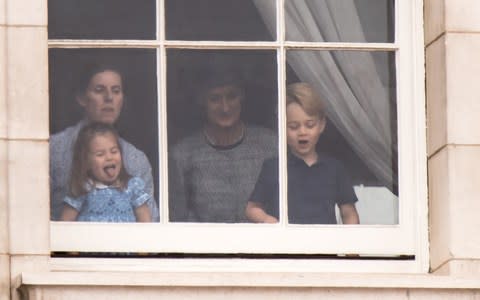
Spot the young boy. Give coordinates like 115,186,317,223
246,83,359,224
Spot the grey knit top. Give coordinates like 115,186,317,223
169,126,277,223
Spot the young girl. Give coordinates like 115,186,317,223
60,122,152,222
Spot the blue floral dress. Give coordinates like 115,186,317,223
64,177,151,222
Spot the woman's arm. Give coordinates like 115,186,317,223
60,205,79,221
246,201,278,223
135,203,152,222
339,203,360,224
120,140,159,222
168,151,190,222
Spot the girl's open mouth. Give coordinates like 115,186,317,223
103,164,117,177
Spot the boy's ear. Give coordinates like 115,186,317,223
319,116,327,134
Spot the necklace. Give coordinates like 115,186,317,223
203,122,246,148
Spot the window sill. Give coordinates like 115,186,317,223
17,269,480,290
47,256,426,274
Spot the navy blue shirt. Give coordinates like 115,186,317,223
250,153,358,224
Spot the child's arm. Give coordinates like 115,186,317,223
246,201,278,223
60,204,79,221
339,203,359,224
135,203,152,222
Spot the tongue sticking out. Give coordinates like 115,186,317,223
104,165,117,178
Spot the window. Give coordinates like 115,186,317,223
49,0,427,271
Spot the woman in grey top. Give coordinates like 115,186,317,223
169,69,277,223
50,63,159,221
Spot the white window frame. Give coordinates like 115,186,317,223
48,0,428,273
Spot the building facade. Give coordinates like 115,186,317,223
2,0,480,299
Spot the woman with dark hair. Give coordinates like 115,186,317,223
50,63,159,221
169,67,277,223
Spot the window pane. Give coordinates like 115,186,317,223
285,0,394,43
49,48,159,222
48,0,156,39
166,0,275,41
167,49,278,223
280,50,397,224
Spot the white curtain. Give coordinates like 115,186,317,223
253,0,396,189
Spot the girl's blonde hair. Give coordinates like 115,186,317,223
286,82,326,119
69,122,130,197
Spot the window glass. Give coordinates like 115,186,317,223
49,48,159,222
165,0,275,41
167,49,278,223
48,0,156,39
285,0,395,43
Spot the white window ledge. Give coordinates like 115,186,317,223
17,271,480,290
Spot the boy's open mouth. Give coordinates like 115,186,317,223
104,164,117,177
298,140,308,145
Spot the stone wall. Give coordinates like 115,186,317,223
425,0,480,274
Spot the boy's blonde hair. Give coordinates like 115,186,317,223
286,82,326,119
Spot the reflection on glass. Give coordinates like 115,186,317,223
166,0,275,41
48,0,156,39
49,48,159,222
284,0,394,43
284,50,398,224
167,50,278,223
